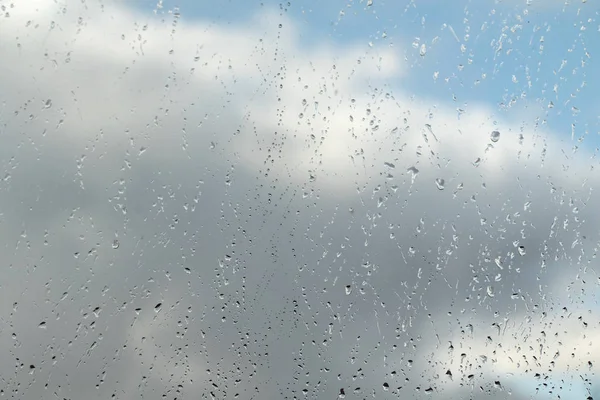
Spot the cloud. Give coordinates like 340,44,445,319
0,0,598,399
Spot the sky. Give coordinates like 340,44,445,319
1,0,600,399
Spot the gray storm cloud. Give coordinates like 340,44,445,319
0,0,598,399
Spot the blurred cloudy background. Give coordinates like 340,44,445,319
1,0,599,398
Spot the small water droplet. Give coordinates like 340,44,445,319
38,321,47,328
345,285,352,295
490,130,501,142
435,178,445,190
518,245,526,256
112,239,120,249
486,286,495,297
44,99,52,109
154,302,162,312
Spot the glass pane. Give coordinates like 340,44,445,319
1,0,597,398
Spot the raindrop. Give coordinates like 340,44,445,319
44,99,52,109
490,130,500,142
345,285,352,295
382,382,389,391
366,0,373,6
407,166,419,184
38,321,47,328
435,178,445,190
517,245,526,256
154,302,162,312
112,239,120,249
486,286,495,297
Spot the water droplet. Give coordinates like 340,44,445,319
38,321,47,328
435,178,445,190
494,257,503,269
486,286,495,297
366,0,373,6
518,245,526,256
419,44,427,57
112,239,120,249
490,130,500,142
44,99,52,109
154,302,162,312
345,285,352,295
407,166,419,184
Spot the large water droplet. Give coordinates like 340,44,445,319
435,178,445,190
490,130,500,142
407,166,419,184
517,245,526,256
